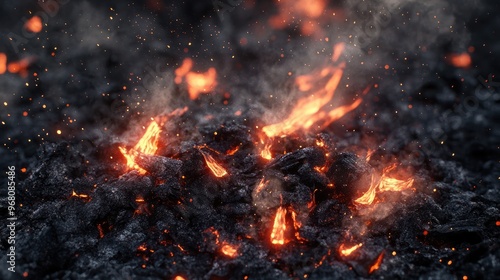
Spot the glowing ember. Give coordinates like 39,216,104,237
97,224,105,238
221,243,238,258
262,43,364,138
24,16,43,33
226,146,240,155
200,151,228,177
174,276,186,280
175,58,217,99
339,243,363,256
369,252,385,274
71,190,90,201
254,178,268,194
119,121,161,174
448,53,472,68
271,206,287,245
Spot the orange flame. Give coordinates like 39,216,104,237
174,276,186,280
271,206,287,245
175,58,217,99
262,43,364,138
354,174,378,205
221,243,238,258
24,16,43,33
339,243,363,256
119,121,161,174
260,142,272,160
200,151,228,177
369,252,384,274
355,164,414,205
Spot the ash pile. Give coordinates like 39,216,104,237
1,0,499,279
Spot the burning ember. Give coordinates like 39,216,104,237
119,121,161,174
3,1,499,279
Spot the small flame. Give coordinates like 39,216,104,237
24,16,43,33
174,276,186,280
339,243,363,256
354,174,378,205
221,243,238,258
262,43,364,138
119,121,161,174
369,252,384,274
355,164,414,205
260,142,273,160
200,151,228,177
271,206,287,245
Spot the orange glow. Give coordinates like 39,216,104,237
200,151,228,177
448,53,471,68
339,243,363,256
496,221,500,226
175,58,218,99
185,68,217,99
262,43,364,138
355,164,414,205
271,206,287,245
331,43,345,62
24,16,43,33
0,53,6,74
269,0,326,35
119,121,161,174
221,243,238,258
369,252,384,274
174,276,186,280
175,58,193,84
7,58,32,78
